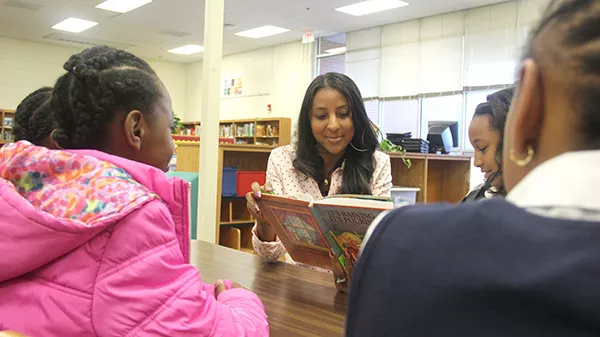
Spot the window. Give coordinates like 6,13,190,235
316,33,347,76
381,99,419,137
318,33,347,54
364,99,380,126
420,94,464,148
464,2,519,87
317,54,345,75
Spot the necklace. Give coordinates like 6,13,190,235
324,178,329,186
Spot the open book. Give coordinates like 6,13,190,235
257,193,393,272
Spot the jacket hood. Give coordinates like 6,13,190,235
0,142,188,281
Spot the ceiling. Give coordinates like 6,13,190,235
0,0,507,63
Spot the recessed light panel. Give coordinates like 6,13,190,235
96,0,152,13
335,0,409,16
52,18,98,33
168,44,204,55
235,25,290,39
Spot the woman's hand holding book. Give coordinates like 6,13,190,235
246,182,277,242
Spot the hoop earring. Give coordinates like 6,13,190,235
509,145,534,167
351,142,368,152
50,129,64,150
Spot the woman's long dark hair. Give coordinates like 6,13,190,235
474,87,515,196
293,72,379,195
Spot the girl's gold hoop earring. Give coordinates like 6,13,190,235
509,145,534,167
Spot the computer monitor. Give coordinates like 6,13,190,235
427,121,459,154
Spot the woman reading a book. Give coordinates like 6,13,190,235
246,72,393,292
461,87,514,202
347,0,600,335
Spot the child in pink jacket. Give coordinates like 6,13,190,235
0,46,269,337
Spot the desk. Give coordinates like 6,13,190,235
190,240,347,337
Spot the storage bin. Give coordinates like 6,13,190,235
237,171,266,196
222,167,238,196
391,187,420,207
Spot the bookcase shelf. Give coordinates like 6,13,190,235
174,121,201,136
1,109,16,145
219,118,291,146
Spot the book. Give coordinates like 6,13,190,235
257,193,393,272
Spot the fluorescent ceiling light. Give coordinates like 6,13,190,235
335,0,409,16
52,18,98,33
325,47,347,54
235,25,290,39
96,0,152,13
168,44,204,55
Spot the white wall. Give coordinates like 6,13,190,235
0,37,187,119
0,36,310,129
0,37,81,110
147,59,187,119
185,41,312,128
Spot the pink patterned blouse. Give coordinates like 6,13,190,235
252,144,393,263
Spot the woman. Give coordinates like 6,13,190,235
0,46,268,336
246,72,392,291
462,87,514,202
347,0,600,336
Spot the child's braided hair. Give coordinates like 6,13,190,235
13,87,55,145
51,45,161,150
523,0,600,149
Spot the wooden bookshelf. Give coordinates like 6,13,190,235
0,110,15,145
219,118,291,146
390,152,471,203
172,117,291,172
216,145,273,254
177,121,201,136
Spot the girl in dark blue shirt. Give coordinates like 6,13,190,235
348,1,600,336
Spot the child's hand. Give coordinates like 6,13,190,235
330,253,354,293
214,279,246,297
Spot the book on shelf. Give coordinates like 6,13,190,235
235,123,254,137
256,193,393,272
219,125,233,138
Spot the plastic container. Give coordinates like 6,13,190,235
237,171,266,196
390,187,420,207
222,167,238,197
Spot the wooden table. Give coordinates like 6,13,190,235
190,240,347,337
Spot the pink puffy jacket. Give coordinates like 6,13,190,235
0,142,269,337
